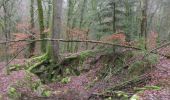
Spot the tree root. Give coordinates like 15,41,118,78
24,50,98,83
27,59,47,71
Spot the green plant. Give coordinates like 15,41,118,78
130,94,140,100
61,77,71,84
42,90,51,97
9,64,21,71
134,38,146,50
65,68,71,74
115,91,129,100
8,87,21,99
128,61,144,72
104,97,112,100
79,50,93,60
146,54,159,65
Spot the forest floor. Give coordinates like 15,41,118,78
0,47,170,100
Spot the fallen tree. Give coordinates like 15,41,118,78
1,38,170,58
5,38,170,83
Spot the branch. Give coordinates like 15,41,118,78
6,46,26,67
0,38,141,50
143,41,170,58
149,41,170,53
1,38,169,58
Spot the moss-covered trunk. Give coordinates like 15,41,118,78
28,0,36,58
37,0,47,53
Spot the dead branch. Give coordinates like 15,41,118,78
149,41,170,53
1,39,169,58
143,41,170,58
0,38,141,50
6,47,26,67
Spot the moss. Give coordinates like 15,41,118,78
8,87,21,100
79,50,94,60
105,97,112,100
27,59,47,71
9,64,21,71
61,77,71,84
42,90,51,97
130,94,140,100
115,91,129,100
29,53,48,63
134,86,161,92
9,72,51,97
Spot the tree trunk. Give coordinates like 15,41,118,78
37,0,46,53
2,1,10,74
28,0,36,58
112,2,116,33
66,0,73,52
141,0,148,49
75,0,87,51
47,0,52,28
79,0,87,29
51,0,63,63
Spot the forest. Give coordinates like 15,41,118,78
0,0,170,100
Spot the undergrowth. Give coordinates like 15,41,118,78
8,46,160,99
7,71,52,99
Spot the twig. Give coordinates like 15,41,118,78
6,47,26,67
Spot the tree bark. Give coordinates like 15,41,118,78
46,0,52,28
28,0,36,58
2,0,10,74
75,0,87,51
66,0,73,52
51,0,63,63
141,0,148,49
37,0,46,53
112,2,116,33
79,0,87,28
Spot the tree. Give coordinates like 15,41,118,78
28,0,36,57
51,0,63,63
1,0,20,74
75,0,87,51
140,0,148,49
66,0,74,52
37,0,46,53
2,0,10,74
46,0,52,28
79,0,87,29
